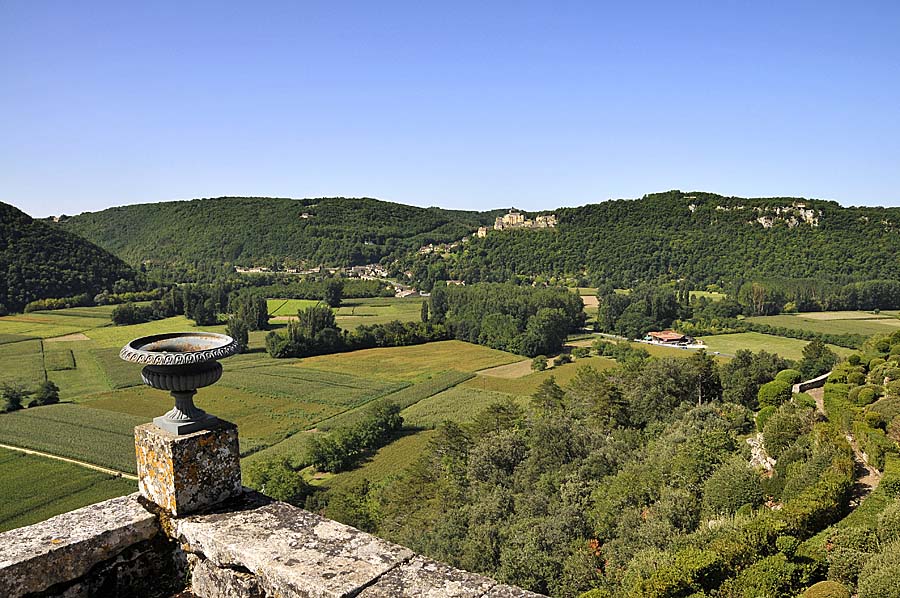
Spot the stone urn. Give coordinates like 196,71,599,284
119,332,238,434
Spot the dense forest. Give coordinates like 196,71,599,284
0,202,140,312
307,334,900,598
53,196,502,277
408,191,900,288
53,192,900,289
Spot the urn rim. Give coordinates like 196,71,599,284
119,331,238,366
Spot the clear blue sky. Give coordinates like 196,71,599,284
3,1,900,217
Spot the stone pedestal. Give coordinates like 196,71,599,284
135,421,242,517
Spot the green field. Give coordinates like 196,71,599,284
0,448,135,532
0,404,143,473
689,290,727,301
295,340,520,382
402,386,526,428
334,296,424,327
746,311,900,336
267,298,323,316
463,355,616,395
699,332,854,360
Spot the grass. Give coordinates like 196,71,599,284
43,346,76,371
402,386,527,428
83,385,351,455
49,346,113,400
0,404,143,473
242,429,321,471
220,363,406,405
333,297,423,327
698,332,854,360
316,370,474,431
315,430,436,491
0,448,135,532
294,340,520,382
0,339,45,390
267,298,322,316
84,315,226,348
90,347,143,389
747,312,900,337
464,355,617,396
689,290,727,301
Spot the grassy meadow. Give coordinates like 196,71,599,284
746,311,900,336
0,447,135,532
698,332,855,360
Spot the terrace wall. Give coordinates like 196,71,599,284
0,490,544,598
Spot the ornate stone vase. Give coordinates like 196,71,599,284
119,332,238,435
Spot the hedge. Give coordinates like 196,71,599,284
624,425,854,597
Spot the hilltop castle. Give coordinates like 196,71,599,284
476,209,557,237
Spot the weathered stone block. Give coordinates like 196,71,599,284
357,554,495,597
176,498,415,598
0,493,158,598
135,420,241,517
189,554,262,598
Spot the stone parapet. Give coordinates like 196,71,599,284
0,493,176,598
0,490,545,598
135,420,242,517
176,492,546,598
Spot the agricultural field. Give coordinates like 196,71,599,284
402,386,526,428
0,448,135,532
294,340,519,382
746,311,900,337
314,430,437,491
464,355,617,396
689,290,727,301
267,298,322,317
266,296,424,328
333,296,423,328
0,404,143,473
698,332,854,361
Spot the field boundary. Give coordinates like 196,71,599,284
0,442,138,480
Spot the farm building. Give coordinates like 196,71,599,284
644,330,695,345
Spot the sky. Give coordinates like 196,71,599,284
2,1,900,218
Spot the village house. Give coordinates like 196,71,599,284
644,330,695,345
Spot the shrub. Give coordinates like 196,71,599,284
763,407,813,458
776,369,803,385
702,460,764,517
877,500,900,544
848,371,866,386
244,458,311,505
795,393,817,410
803,580,850,598
864,411,886,431
848,354,862,366
776,535,799,556
857,541,900,598
756,406,777,433
572,346,590,359
869,357,886,371
555,353,573,365
856,387,879,407
759,381,793,409
718,554,802,598
531,355,548,371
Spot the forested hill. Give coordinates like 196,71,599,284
0,202,138,312
55,196,502,273
440,190,900,286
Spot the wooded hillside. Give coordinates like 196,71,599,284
55,196,501,274
0,202,138,312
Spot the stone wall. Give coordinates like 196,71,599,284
0,490,545,598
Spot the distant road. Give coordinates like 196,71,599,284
0,442,138,481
